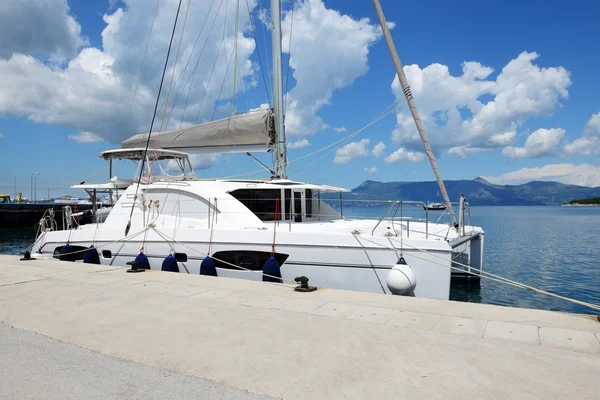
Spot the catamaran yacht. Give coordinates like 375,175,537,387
30,0,485,300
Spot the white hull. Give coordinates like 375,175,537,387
32,222,462,300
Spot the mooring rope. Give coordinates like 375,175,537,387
354,233,600,312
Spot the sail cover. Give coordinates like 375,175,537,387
121,109,276,154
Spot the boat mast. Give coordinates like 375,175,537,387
271,0,287,178
372,0,455,222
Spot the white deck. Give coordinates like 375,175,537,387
0,255,598,399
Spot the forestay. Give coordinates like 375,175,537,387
121,109,276,154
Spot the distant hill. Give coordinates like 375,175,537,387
341,178,600,206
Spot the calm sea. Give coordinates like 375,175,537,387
1,206,598,314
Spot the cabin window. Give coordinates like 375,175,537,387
174,253,188,262
284,189,291,220
230,189,281,221
293,191,302,222
212,250,289,271
53,245,87,261
306,189,313,218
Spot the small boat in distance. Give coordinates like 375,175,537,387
424,202,447,211
424,192,447,210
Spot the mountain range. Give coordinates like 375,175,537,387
344,178,600,206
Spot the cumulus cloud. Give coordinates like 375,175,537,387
189,154,220,170
502,128,565,159
447,146,491,159
0,0,88,61
371,141,385,157
364,166,377,174
564,111,600,156
0,0,386,168
385,147,425,163
288,138,311,149
391,52,571,157
68,131,103,143
282,0,382,135
334,139,370,164
0,0,260,144
484,163,600,187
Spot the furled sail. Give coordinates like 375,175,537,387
121,109,276,154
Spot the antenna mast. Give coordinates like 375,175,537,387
271,0,287,178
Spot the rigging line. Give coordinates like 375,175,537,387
195,0,230,124
217,89,402,180
236,57,249,111
245,0,271,107
78,161,111,184
154,0,192,148
358,234,600,313
178,0,226,127
212,47,236,120
233,0,240,114
283,0,295,116
290,101,404,175
156,0,223,130
124,0,184,237
128,0,161,121
218,97,402,179
148,0,192,181
257,0,273,104
290,96,402,166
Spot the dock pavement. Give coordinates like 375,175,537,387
0,255,598,399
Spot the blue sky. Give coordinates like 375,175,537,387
1,0,599,199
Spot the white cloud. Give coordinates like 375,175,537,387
333,126,347,133
68,131,103,143
385,147,425,163
334,139,370,164
0,0,88,62
390,52,571,157
189,154,220,170
288,138,311,149
447,146,491,159
484,163,600,187
0,0,260,144
564,111,600,156
282,0,382,135
166,153,220,172
502,128,565,159
0,132,4,138
364,166,377,174
371,141,385,157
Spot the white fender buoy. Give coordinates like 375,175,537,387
386,257,417,295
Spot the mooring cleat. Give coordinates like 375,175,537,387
20,251,36,261
126,260,144,273
294,276,317,292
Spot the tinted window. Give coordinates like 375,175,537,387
230,189,281,221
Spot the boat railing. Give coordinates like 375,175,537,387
44,195,473,241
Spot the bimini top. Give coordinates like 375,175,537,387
121,109,276,154
99,148,190,161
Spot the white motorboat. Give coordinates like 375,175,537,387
30,0,485,300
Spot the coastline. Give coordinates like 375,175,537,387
561,203,600,207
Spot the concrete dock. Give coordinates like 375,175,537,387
0,255,599,399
